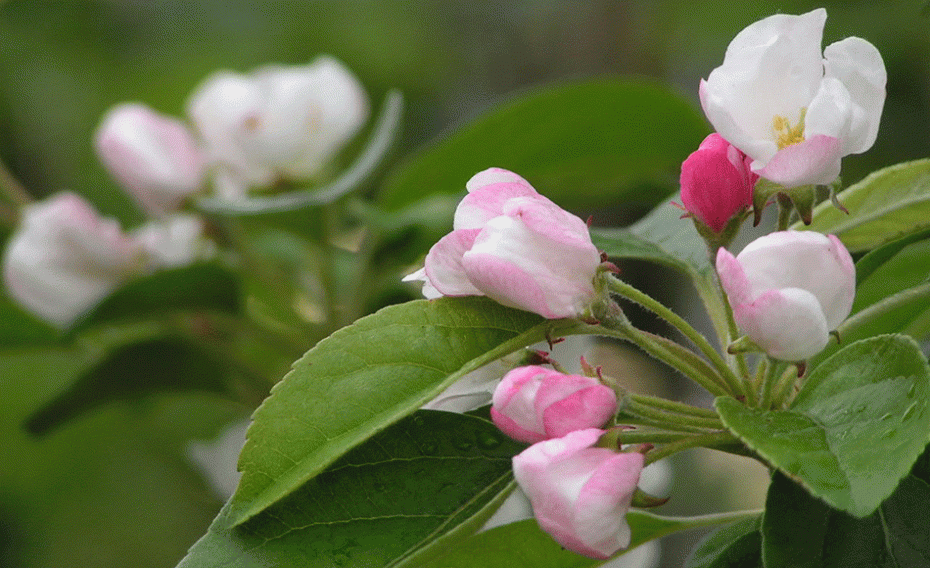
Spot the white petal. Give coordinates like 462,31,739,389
823,37,886,155
701,9,827,162
734,287,829,361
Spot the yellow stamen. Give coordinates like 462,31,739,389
772,108,807,149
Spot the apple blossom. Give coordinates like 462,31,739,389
403,168,602,319
2,192,142,327
716,230,855,361
513,428,643,559
187,55,369,198
700,8,886,188
680,133,756,233
132,213,214,270
491,366,617,444
94,102,206,215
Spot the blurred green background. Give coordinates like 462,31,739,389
2,1,930,567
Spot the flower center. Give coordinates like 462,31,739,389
772,108,807,149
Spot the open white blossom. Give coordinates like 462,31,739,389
700,8,886,188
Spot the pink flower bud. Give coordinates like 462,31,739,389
716,230,855,361
491,366,617,443
513,428,644,559
187,55,369,191
2,192,142,327
403,168,601,319
680,133,756,233
94,103,205,215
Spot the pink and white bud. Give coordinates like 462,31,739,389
716,230,855,361
700,9,886,188
680,133,756,233
513,428,644,559
491,366,617,444
403,168,601,319
132,213,213,270
2,192,142,327
94,102,205,215
187,55,369,192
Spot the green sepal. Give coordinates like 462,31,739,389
727,335,761,355
690,207,751,254
753,180,816,227
631,487,670,508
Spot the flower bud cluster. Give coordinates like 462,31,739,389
94,55,368,208
4,55,367,327
679,9,875,362
487,363,645,559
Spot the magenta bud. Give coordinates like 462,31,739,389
680,133,756,233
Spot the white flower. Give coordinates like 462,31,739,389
700,8,886,188
187,56,369,196
2,192,142,326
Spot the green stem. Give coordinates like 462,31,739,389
772,366,801,410
629,393,719,419
615,412,717,434
607,277,743,396
718,284,755,406
757,357,781,410
318,203,341,333
592,324,729,397
635,329,730,393
626,399,724,430
750,357,767,400
644,430,736,465
610,429,692,445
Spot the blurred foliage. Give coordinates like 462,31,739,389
3,1,930,567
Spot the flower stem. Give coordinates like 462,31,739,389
606,277,743,396
592,323,729,397
644,430,737,465
757,357,784,410
611,428,692,445
718,283,755,406
625,398,724,430
772,365,801,410
628,393,719,419
615,412,717,434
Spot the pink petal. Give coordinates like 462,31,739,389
423,229,483,296
754,134,841,187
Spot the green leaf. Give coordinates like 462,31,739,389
763,471,930,568
853,227,930,285
176,410,526,568
716,335,930,518
415,511,756,568
800,159,930,253
23,337,234,435
226,297,557,527
71,263,241,332
0,292,59,346
684,516,762,568
378,78,708,211
195,90,404,215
